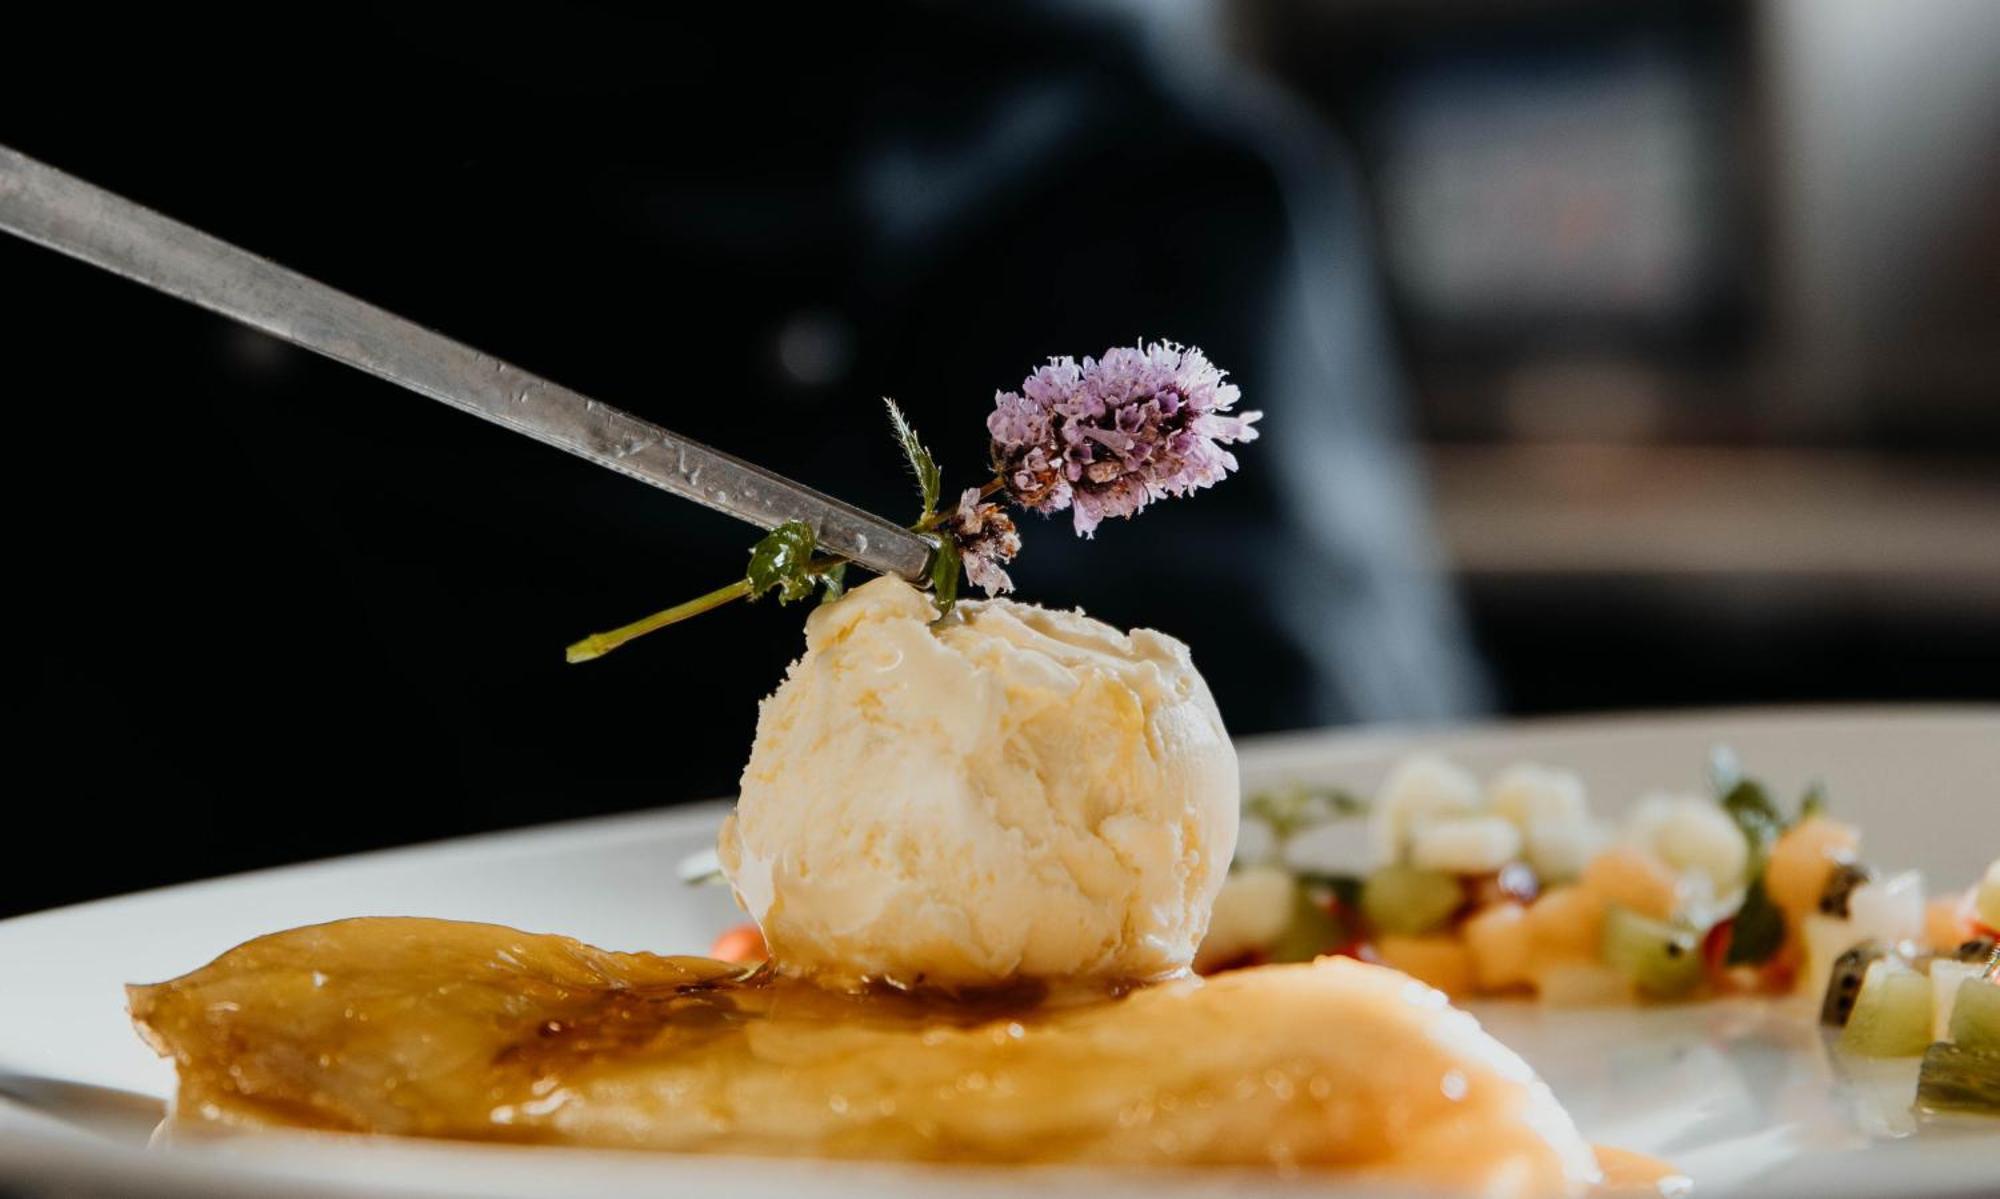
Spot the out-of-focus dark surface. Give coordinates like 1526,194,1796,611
6,2,1996,918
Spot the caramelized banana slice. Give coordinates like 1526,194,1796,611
130,918,1598,1195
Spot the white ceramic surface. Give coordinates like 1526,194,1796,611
2,707,1996,1197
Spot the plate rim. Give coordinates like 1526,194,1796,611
6,701,1991,935
3,702,1995,1198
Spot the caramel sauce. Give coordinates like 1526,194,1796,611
130,917,1609,1195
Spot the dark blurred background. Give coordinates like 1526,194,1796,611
6,2,1996,918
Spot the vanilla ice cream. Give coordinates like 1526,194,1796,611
717,576,1238,990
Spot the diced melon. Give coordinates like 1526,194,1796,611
1951,975,2000,1053
1926,893,1978,955
1581,846,1679,923
1376,934,1476,996
1527,885,1609,965
1839,959,1934,1058
1979,860,2000,931
1464,902,1534,992
707,923,766,963
1766,816,1861,921
1534,960,1634,1007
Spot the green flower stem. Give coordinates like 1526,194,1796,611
566,577,753,663
914,476,1005,532
565,554,859,664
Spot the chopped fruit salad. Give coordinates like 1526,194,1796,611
1199,750,1999,1115
697,747,1997,1116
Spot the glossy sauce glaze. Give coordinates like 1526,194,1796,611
131,917,1615,1196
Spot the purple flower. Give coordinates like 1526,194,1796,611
987,341,1261,536
944,487,1022,595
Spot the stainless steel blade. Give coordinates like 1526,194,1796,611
0,144,933,581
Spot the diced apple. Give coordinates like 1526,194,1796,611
1232,815,1278,868
1672,869,1738,932
1524,819,1602,884
1195,865,1297,972
1488,763,1588,829
1464,902,1535,992
1847,871,1926,949
1369,755,1482,867
1634,795,1750,894
1410,816,1523,875
1280,816,1374,878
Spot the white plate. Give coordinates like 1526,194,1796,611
3,706,1996,1197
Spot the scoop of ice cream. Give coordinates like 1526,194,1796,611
718,576,1238,990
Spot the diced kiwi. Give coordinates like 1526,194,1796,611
1600,904,1703,999
1931,960,1983,1042
1950,977,1999,1053
1268,885,1345,963
1839,960,1934,1058
1955,937,1998,963
1361,864,1464,937
1822,941,1891,1027
1816,861,1876,918
1915,1042,2000,1116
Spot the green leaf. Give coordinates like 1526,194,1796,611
1713,765,1793,967
746,521,819,604
927,534,961,617
1245,786,1369,842
1269,883,1348,963
1725,878,1788,966
1798,781,1829,822
816,560,848,604
1707,744,1744,798
1296,873,1366,912
1720,778,1785,865
884,398,942,520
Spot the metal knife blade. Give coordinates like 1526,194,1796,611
0,144,933,581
